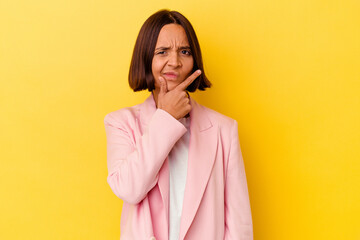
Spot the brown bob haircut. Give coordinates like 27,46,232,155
128,9,211,92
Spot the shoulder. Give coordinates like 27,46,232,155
103,103,142,127
198,103,237,129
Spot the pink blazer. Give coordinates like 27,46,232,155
104,93,253,240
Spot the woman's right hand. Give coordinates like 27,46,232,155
157,70,202,120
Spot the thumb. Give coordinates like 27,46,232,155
159,76,168,95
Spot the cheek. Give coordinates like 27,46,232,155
151,61,158,75
183,58,194,77
152,59,162,87
152,58,165,77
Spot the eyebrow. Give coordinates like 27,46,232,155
155,46,191,51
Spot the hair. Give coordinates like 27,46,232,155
128,9,211,92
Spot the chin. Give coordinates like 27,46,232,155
166,81,181,90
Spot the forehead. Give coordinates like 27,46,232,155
155,24,189,46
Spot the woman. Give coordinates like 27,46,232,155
104,9,253,240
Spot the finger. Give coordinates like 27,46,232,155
159,76,168,95
176,69,201,91
185,91,190,99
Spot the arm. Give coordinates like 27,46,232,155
224,120,253,240
104,108,187,204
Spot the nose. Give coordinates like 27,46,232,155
167,52,181,67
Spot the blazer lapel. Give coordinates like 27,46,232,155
179,97,218,240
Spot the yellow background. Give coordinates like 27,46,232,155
1,0,359,239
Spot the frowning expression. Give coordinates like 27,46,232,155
152,24,194,91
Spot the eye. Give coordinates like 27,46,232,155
156,51,166,55
181,50,191,55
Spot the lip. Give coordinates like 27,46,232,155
163,72,179,79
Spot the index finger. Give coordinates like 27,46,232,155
176,70,202,91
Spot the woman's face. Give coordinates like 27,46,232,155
152,24,194,91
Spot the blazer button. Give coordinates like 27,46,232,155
149,237,156,240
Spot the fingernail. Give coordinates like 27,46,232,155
197,70,202,74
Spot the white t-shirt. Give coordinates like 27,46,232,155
168,116,190,240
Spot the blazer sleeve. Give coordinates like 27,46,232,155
104,108,187,204
224,120,253,240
